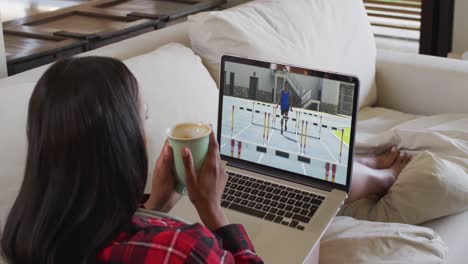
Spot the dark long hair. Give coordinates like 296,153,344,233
1,57,148,264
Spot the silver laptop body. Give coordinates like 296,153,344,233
170,55,360,263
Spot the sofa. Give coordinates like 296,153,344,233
1,1,467,263
0,13,7,78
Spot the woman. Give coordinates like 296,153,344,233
1,57,263,264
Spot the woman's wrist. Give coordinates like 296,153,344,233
195,203,229,230
144,193,179,213
143,194,164,211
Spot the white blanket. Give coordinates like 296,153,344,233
355,107,468,157
344,108,468,224
333,107,467,263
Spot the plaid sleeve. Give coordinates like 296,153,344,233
182,224,263,264
97,217,263,264
212,224,263,264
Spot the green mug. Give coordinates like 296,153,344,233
167,123,211,194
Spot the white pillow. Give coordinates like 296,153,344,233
341,151,468,225
188,0,377,109
0,83,35,228
321,216,448,264
123,43,219,192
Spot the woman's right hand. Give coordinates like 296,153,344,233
182,130,229,230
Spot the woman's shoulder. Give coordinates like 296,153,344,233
96,215,217,263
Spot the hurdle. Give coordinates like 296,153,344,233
267,113,271,140
300,120,305,153
332,164,337,182
323,162,340,182
303,121,308,154
227,138,244,158
263,112,267,145
273,106,278,128
230,139,235,157
231,105,235,137
234,103,331,141
318,116,323,139
225,136,342,165
325,162,330,181
251,101,254,124
295,111,299,134
339,128,344,163
297,111,301,133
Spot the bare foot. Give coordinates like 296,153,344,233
368,152,411,197
386,152,412,180
347,153,413,202
356,146,399,169
376,152,412,193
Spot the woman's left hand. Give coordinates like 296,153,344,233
144,140,181,213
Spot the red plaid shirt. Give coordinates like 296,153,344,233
97,214,263,263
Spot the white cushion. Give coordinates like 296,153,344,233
0,83,35,228
321,216,448,264
123,43,219,192
188,0,377,109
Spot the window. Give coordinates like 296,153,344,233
364,0,455,57
364,0,422,53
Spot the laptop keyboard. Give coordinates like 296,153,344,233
221,171,325,231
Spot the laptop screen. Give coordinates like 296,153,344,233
218,56,358,189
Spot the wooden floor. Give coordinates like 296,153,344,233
0,0,94,22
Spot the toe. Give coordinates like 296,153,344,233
398,153,406,163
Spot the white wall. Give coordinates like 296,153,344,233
225,61,322,99
321,79,340,105
453,0,468,54
0,11,7,78
225,62,275,92
287,73,322,99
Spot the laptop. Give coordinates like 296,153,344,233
170,55,359,263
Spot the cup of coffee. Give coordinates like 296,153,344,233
167,122,211,194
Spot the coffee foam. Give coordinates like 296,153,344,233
169,123,211,139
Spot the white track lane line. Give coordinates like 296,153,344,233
319,139,339,163
233,120,254,139
258,153,265,163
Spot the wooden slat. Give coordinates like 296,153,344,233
365,5,420,16
367,13,420,21
370,22,420,31
364,0,421,9
364,0,422,35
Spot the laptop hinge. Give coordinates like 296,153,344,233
226,161,334,192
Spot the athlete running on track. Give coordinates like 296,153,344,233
277,82,293,135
